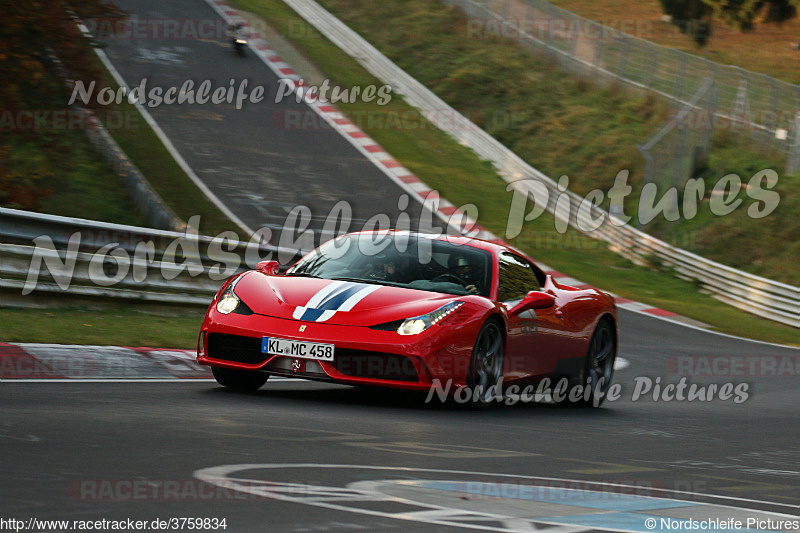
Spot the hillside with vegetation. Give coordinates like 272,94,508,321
549,0,800,84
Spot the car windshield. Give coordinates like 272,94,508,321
286,233,493,297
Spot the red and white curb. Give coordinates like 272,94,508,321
0,342,629,380
0,342,313,381
203,1,709,331
0,342,210,380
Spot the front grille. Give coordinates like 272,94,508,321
206,334,419,382
206,333,266,365
333,350,419,382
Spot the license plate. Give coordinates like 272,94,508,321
261,337,335,361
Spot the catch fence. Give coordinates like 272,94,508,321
453,0,800,175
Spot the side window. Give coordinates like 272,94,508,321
498,253,540,303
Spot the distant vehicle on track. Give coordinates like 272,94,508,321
197,231,618,406
228,23,248,56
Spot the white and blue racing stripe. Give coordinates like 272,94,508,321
292,281,381,322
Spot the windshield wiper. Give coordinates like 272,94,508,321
283,272,322,278
329,276,380,284
330,277,408,288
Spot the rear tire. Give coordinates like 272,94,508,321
466,320,504,408
212,367,269,391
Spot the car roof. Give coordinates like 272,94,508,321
344,229,529,259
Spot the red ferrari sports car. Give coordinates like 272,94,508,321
197,231,618,406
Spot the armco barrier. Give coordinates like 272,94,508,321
281,0,799,327
0,242,218,308
0,208,305,308
0,207,303,262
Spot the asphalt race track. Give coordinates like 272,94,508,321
2,0,799,531
2,309,799,532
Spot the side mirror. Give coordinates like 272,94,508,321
256,260,280,275
510,291,555,316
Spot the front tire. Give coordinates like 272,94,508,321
576,319,616,407
212,367,269,391
466,320,504,407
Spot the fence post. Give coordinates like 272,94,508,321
788,112,800,176
704,81,718,165
618,37,631,79
592,26,603,67
568,15,579,57
767,76,778,136
673,52,686,103
471,0,800,162
635,144,654,229
644,46,659,89
675,111,689,188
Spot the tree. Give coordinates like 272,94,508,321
0,0,124,109
703,0,800,30
0,0,124,209
659,0,800,45
658,0,713,46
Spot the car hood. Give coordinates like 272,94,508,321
233,272,464,326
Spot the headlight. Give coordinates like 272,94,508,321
216,292,240,314
397,301,464,335
216,276,243,314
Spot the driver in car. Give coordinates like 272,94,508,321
454,256,480,294
367,255,398,281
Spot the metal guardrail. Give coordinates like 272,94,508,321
282,0,800,328
1,207,189,254
0,242,218,308
0,207,304,260
604,224,800,327
0,208,305,308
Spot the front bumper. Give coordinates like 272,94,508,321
197,310,479,391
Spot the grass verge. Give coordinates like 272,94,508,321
1,127,147,226
0,306,203,349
